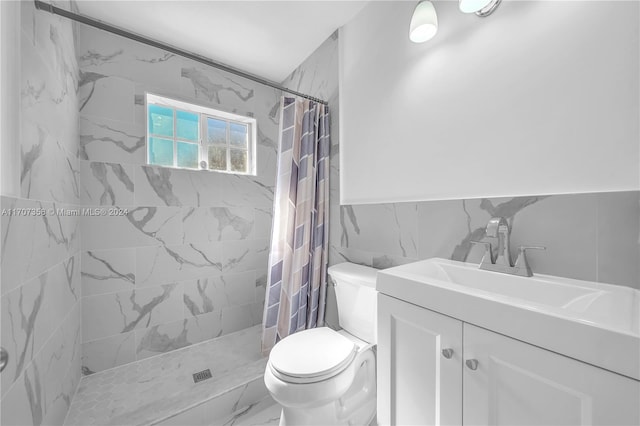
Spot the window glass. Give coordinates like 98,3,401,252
146,94,254,174
177,142,198,168
208,146,227,170
148,104,173,137
207,118,227,145
176,110,199,141
148,137,173,166
229,123,248,148
230,149,247,173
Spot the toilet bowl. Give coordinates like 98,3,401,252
264,328,376,425
264,263,379,426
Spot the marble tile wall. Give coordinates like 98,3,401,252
1,1,82,425
284,32,640,330
337,193,640,288
76,25,279,375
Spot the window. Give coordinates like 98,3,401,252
146,93,256,174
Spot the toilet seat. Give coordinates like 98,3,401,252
268,328,358,384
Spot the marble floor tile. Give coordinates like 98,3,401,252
65,325,267,426
226,399,281,426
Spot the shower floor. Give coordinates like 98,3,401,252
64,325,280,426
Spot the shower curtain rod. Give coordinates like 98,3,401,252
34,0,329,106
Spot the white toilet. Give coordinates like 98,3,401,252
264,262,378,426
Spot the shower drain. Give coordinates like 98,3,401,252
192,369,212,383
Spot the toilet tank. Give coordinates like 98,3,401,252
327,262,378,344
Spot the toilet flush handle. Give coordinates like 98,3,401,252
441,348,454,359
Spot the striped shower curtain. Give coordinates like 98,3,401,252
261,97,330,354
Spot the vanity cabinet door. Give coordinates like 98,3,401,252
462,324,640,426
377,294,463,426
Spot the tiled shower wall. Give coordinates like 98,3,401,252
1,2,82,425
76,25,280,374
78,27,280,373
285,33,639,331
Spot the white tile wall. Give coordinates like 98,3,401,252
0,2,82,423
76,24,280,375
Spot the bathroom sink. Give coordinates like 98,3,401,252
390,259,602,309
377,258,640,380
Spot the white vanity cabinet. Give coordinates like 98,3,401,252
377,294,640,426
463,323,640,426
377,294,463,425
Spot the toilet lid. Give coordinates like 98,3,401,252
269,328,357,383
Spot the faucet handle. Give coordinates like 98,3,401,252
485,217,508,238
471,240,494,264
514,246,546,277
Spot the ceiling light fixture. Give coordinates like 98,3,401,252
459,0,502,17
409,1,438,43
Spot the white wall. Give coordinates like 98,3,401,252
339,1,639,204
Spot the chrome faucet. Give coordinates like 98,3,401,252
472,217,545,277
0,347,7,373
485,217,512,267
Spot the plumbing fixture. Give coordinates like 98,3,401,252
471,217,545,277
1,347,7,373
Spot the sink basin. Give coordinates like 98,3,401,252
393,259,602,309
563,287,640,335
377,258,640,380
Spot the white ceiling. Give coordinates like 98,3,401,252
75,1,370,82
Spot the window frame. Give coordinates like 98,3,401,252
145,93,257,175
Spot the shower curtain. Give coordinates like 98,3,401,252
261,96,330,354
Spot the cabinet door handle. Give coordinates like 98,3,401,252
441,348,454,359
465,359,479,370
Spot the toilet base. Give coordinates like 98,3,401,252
276,348,376,426
278,395,376,426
